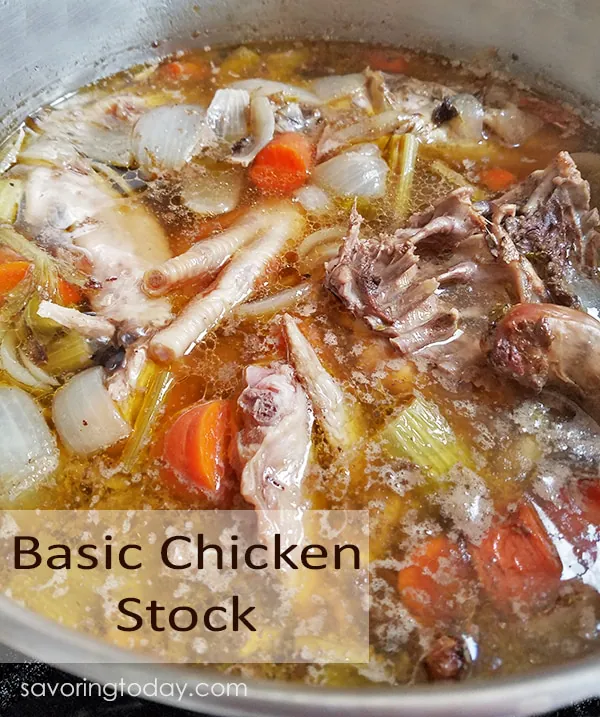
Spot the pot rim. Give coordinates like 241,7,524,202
0,594,598,716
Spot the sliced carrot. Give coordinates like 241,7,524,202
249,132,314,196
162,399,233,497
56,278,85,306
470,500,562,614
397,535,475,627
159,60,210,82
480,167,517,192
0,261,31,296
366,49,409,74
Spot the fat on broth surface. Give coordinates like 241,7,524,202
1,41,600,685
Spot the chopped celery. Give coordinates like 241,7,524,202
220,46,261,78
387,134,419,220
44,331,93,375
429,159,487,201
0,272,33,335
265,48,310,80
381,394,470,477
0,178,23,223
121,365,174,473
24,294,60,336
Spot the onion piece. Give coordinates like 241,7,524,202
229,79,321,106
0,385,59,499
448,94,484,141
1,331,47,389
312,74,367,103
236,282,312,319
313,144,389,198
206,89,249,141
297,226,346,257
18,349,59,387
230,96,275,166
297,226,347,274
484,104,544,146
53,366,131,455
132,105,214,173
293,184,333,215
298,242,343,274
181,163,244,216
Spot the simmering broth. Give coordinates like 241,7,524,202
1,41,600,685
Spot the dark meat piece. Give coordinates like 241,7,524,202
491,152,600,306
325,188,485,356
402,187,486,250
486,201,549,304
488,303,600,421
423,635,469,681
517,96,582,138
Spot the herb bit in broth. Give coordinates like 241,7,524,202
1,40,600,685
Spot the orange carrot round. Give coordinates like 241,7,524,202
57,278,85,306
480,167,517,192
397,535,475,627
162,399,233,497
366,49,409,74
159,60,210,82
0,261,31,296
470,500,561,614
249,132,314,196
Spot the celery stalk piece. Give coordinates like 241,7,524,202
44,331,93,375
429,159,487,201
0,272,33,337
381,394,470,477
120,366,174,473
24,294,61,336
387,134,419,220
220,46,261,78
0,178,23,223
